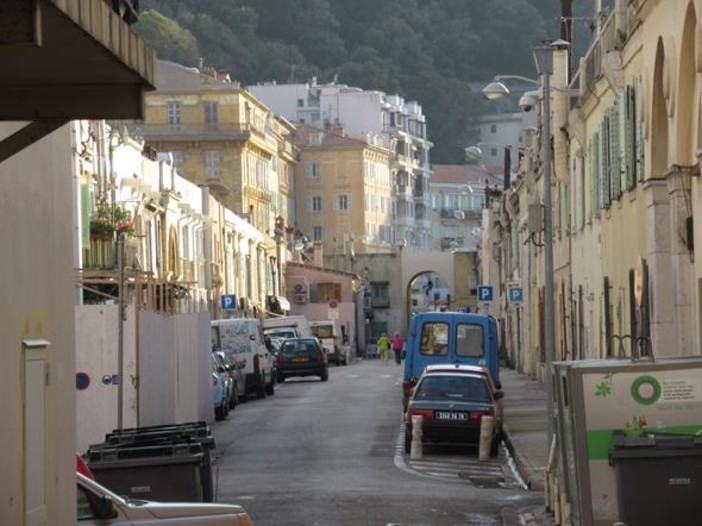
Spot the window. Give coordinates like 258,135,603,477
306,162,321,178
491,148,497,157
297,98,304,107
205,150,220,179
490,124,497,133
419,322,449,356
167,101,181,126
204,101,218,127
312,226,323,241
308,195,322,212
456,323,484,357
335,194,350,211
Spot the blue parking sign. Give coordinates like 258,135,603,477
220,294,237,311
508,287,524,303
477,286,494,303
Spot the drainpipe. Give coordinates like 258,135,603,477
202,187,213,309
71,123,84,304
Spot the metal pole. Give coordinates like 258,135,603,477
534,45,556,445
117,231,126,430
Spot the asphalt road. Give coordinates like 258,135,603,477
209,358,540,526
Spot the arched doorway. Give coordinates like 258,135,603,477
404,270,453,331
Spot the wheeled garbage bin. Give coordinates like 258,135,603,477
102,421,215,502
609,432,702,526
87,439,205,502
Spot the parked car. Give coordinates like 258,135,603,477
276,337,328,382
77,471,253,524
404,367,503,457
422,363,504,422
211,355,229,421
211,318,275,399
212,352,234,411
214,350,245,409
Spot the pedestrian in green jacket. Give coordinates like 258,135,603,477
377,333,390,366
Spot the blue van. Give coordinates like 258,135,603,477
402,311,501,404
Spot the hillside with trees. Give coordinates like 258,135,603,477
136,0,595,163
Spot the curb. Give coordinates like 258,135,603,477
502,428,544,492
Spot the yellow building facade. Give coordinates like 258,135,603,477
138,61,297,236
292,124,393,257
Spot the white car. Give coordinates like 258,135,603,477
77,472,253,525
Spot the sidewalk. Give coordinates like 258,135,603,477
499,367,556,526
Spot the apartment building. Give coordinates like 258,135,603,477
248,80,433,252
292,123,393,257
135,60,299,238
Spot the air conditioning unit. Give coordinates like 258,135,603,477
294,293,308,304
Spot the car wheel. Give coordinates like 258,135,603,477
320,368,329,382
265,376,275,396
257,375,267,398
215,404,225,421
490,436,500,458
229,386,237,411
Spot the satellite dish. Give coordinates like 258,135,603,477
453,210,465,220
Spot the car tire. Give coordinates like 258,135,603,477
257,375,267,398
215,404,225,421
229,386,237,411
265,376,275,396
490,436,500,458
320,368,329,382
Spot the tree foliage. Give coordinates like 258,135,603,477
135,0,583,163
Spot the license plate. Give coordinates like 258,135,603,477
291,357,308,363
435,411,468,421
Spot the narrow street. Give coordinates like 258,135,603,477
208,359,540,525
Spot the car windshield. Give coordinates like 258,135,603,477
414,375,490,403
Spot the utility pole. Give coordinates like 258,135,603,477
117,231,126,430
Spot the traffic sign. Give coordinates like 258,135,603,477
508,287,524,303
477,286,494,303
220,294,238,311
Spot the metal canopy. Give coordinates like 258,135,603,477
0,0,156,161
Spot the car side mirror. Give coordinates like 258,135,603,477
494,381,503,390
97,496,117,519
493,391,504,401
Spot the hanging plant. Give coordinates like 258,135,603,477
90,198,135,239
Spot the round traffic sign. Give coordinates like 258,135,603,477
328,299,338,309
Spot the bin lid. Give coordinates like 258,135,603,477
609,431,702,465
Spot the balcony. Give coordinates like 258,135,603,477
85,238,138,270
135,122,251,142
371,296,390,309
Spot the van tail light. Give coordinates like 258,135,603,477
318,351,325,363
469,409,493,424
408,408,434,421
253,354,260,373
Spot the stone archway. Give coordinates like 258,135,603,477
676,2,697,164
651,38,669,176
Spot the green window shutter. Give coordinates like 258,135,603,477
598,125,607,210
611,101,622,199
624,86,635,190
634,77,645,182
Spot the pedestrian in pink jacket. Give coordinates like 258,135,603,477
391,332,404,365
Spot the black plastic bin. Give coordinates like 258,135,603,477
609,432,702,526
88,422,215,502
88,441,204,502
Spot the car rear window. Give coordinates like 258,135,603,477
414,375,490,402
311,325,333,339
282,340,318,354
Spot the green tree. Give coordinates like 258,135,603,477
135,9,199,66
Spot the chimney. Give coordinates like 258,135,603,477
313,241,324,267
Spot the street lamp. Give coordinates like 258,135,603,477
481,42,562,446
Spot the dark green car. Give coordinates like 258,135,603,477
276,338,329,382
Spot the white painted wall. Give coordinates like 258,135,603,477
0,122,77,524
75,307,212,452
